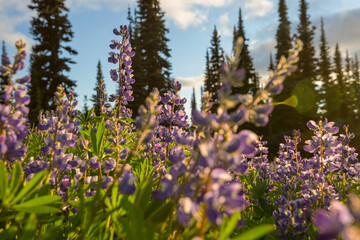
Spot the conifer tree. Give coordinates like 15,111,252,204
127,0,173,117
28,0,77,124
83,95,89,117
91,60,109,116
204,26,223,112
267,0,317,157
317,17,338,118
190,87,197,122
296,0,316,80
0,41,9,103
1,41,9,86
334,43,352,125
268,52,275,72
232,8,258,95
275,0,291,62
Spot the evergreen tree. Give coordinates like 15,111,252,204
28,0,77,124
333,43,352,125
91,60,109,116
204,26,223,112
232,8,258,95
317,17,338,118
268,52,275,72
275,0,291,62
83,95,89,117
267,0,317,157
1,41,9,86
190,87,197,123
0,41,9,103
296,0,316,80
127,0,173,117
354,54,360,83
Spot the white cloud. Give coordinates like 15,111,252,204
67,0,135,12
160,0,234,29
219,13,233,37
243,0,273,19
176,75,204,89
0,0,34,51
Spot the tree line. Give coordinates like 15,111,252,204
200,0,360,156
1,0,359,155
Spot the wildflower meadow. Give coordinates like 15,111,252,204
1,24,360,240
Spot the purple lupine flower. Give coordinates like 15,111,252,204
89,156,101,170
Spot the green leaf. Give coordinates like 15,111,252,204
9,162,22,196
14,205,61,214
0,162,8,199
90,127,98,154
21,213,37,240
10,171,45,205
96,121,106,153
13,195,62,209
219,212,240,240
232,224,275,240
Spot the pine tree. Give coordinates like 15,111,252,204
204,26,223,112
127,0,173,117
28,0,77,124
91,60,109,116
232,8,258,95
275,0,291,62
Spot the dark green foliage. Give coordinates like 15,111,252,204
0,41,9,103
127,0,173,117
317,18,339,120
90,60,109,116
334,43,352,125
83,95,90,117
28,0,77,124
275,0,291,62
204,26,224,112
267,0,318,157
232,8,258,96
191,87,197,117
268,52,275,72
0,41,9,87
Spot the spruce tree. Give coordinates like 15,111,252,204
127,0,173,117
83,95,89,117
0,41,9,103
275,0,291,62
1,41,9,86
232,8,258,95
268,52,275,72
204,26,223,112
333,43,351,125
91,60,109,116
28,0,77,124
267,0,317,157
318,17,338,119
190,87,197,123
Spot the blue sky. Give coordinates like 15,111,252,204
1,0,360,115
